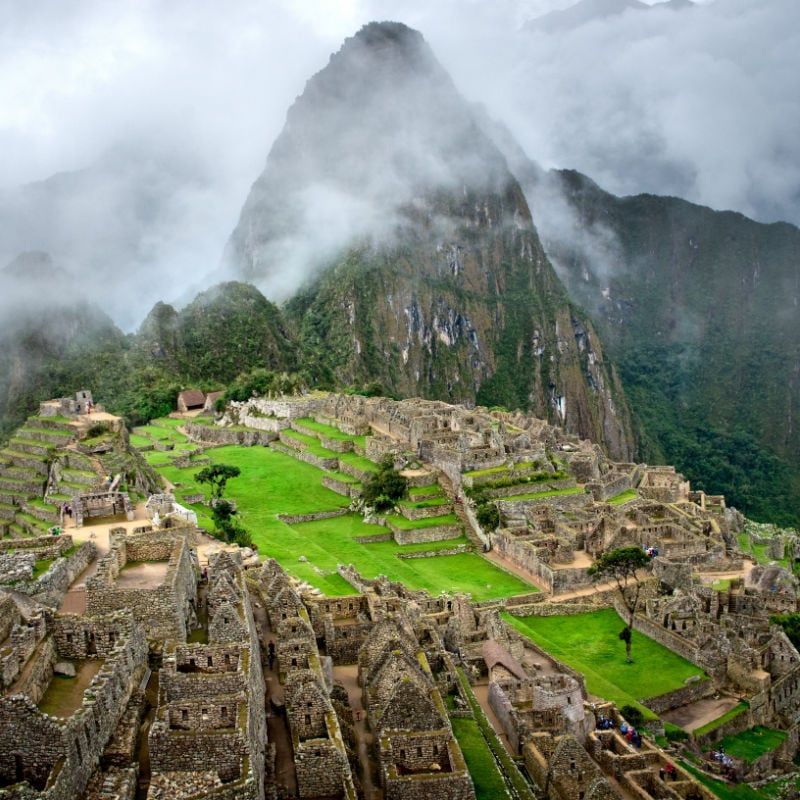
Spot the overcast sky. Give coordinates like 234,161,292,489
1,0,798,327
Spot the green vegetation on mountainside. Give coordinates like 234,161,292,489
542,169,800,526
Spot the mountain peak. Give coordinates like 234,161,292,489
225,22,513,292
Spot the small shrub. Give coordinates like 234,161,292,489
620,704,645,728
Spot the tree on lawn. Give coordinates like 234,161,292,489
361,454,408,512
195,464,241,500
195,464,250,547
588,546,651,663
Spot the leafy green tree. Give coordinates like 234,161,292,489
195,464,249,545
362,454,408,512
195,464,241,500
476,502,500,532
770,613,800,650
588,546,651,662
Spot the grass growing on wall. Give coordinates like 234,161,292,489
502,610,705,718
693,703,749,738
450,717,512,800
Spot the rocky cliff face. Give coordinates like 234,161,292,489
225,22,635,459
524,168,800,524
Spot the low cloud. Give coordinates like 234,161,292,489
0,0,797,330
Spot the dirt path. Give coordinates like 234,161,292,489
661,695,742,732
333,664,382,800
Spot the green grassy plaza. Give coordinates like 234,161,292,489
142,425,537,600
503,609,706,719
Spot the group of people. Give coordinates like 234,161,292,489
61,502,73,519
643,545,660,558
595,716,643,748
659,763,677,781
710,748,736,779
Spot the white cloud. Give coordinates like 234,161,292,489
0,0,797,329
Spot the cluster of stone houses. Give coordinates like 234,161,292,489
2,392,800,797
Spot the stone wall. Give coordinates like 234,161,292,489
389,522,463,545
0,613,147,800
186,421,276,447
276,509,349,526
86,537,196,643
13,541,97,608
641,677,715,714
321,475,360,498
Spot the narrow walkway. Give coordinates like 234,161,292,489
333,664,382,800
251,601,298,797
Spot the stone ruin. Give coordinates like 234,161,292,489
3,392,799,797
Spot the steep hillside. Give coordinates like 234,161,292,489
528,170,800,525
225,22,635,460
133,282,299,384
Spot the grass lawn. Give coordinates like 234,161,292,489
288,516,533,601
715,726,786,762
383,512,460,530
143,422,536,599
450,717,510,800
608,489,638,505
408,484,444,498
295,417,355,441
503,609,705,719
505,487,585,501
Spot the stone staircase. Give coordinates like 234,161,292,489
438,472,486,550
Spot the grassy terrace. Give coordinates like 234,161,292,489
398,496,450,509
737,533,791,570
503,609,705,720
450,717,509,800
503,487,586,501
408,483,443,498
143,422,534,599
608,489,638,505
383,512,460,530
715,726,786,762
294,417,368,450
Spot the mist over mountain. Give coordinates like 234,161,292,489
526,0,694,34
517,167,800,525
226,22,635,458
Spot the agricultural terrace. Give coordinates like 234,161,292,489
138,420,536,600
503,609,706,720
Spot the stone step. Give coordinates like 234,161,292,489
0,451,50,475
14,512,49,537
25,415,75,432
0,491,30,507
8,437,54,457
23,501,61,525
17,427,74,446
0,476,43,495
59,468,98,487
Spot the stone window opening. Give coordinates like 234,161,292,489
202,708,208,721
416,747,422,758
291,657,297,667
66,633,73,644
208,656,213,667
182,709,188,721
433,744,439,756
305,714,311,725
225,653,230,665
222,706,228,719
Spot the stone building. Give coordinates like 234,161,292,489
359,620,476,800
0,604,147,800
85,529,197,645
